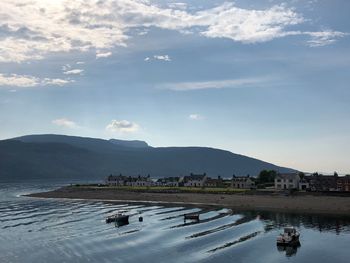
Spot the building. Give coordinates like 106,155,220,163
204,176,223,187
274,173,300,190
231,175,255,189
298,178,310,191
308,174,338,191
106,174,129,186
106,174,152,187
337,175,350,191
156,177,180,187
183,173,207,187
131,175,152,187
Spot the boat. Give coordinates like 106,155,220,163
106,212,129,225
276,227,300,246
184,213,200,221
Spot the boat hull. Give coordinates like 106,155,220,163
106,215,129,224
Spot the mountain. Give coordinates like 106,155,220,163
109,139,149,148
0,134,295,181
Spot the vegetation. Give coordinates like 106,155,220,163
256,170,277,185
72,185,248,194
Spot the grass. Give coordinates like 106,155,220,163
72,184,248,194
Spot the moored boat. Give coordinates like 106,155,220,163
106,213,129,225
184,213,200,221
276,227,300,246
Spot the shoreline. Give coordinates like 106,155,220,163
26,186,350,217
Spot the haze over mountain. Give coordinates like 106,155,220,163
0,134,295,181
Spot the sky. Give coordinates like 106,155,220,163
0,0,349,174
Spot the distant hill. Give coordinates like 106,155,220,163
0,134,296,181
109,138,149,148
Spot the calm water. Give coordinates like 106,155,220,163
1,182,350,263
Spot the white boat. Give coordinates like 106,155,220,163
276,227,300,246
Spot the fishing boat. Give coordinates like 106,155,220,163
184,213,200,221
106,212,129,225
276,227,300,246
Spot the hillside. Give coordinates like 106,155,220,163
0,134,295,181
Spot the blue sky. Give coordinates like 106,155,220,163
0,0,349,173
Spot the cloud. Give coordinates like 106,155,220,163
0,73,72,88
168,3,188,10
188,114,203,120
43,78,73,86
153,55,171,61
305,31,348,47
159,77,270,91
52,118,79,129
63,69,84,75
144,55,171,62
106,120,140,133
62,64,71,71
76,61,85,65
96,51,112,59
0,1,346,63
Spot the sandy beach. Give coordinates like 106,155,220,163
26,186,350,216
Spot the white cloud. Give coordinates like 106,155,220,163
305,31,348,47
62,64,71,71
43,78,73,86
168,3,187,10
159,77,270,91
0,1,346,63
144,55,171,62
76,61,85,65
0,73,72,88
52,118,79,129
153,55,171,61
63,69,84,75
96,51,112,59
188,114,203,120
106,120,140,133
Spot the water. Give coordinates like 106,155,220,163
1,182,350,263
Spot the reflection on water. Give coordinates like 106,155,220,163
1,182,350,263
277,243,301,257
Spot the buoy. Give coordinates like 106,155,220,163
139,216,143,222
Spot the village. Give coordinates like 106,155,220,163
105,171,350,192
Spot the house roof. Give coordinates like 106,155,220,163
276,173,299,180
157,177,180,183
232,176,252,182
184,173,206,181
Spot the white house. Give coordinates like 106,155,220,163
106,174,128,186
131,175,152,187
231,176,255,189
156,177,180,187
274,173,300,190
298,178,310,191
183,173,207,187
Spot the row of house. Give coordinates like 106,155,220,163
106,173,256,189
274,173,350,192
106,174,153,187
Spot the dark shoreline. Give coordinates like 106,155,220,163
25,186,350,217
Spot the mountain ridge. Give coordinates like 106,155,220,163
0,134,296,181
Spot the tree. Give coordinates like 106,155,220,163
257,170,277,184
298,172,305,180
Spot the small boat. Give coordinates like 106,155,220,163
276,227,300,246
106,212,129,225
184,213,200,221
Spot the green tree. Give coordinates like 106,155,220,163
298,172,305,180
257,170,277,184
